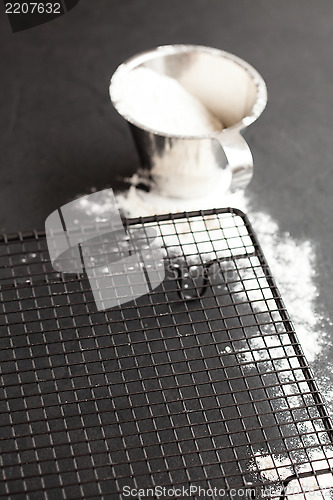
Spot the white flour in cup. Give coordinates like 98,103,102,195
111,66,223,136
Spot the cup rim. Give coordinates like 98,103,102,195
110,44,267,139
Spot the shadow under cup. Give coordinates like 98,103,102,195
110,45,267,199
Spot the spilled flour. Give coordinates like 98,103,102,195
75,178,328,364
114,175,325,363
249,210,321,360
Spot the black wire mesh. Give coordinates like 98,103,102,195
0,208,333,499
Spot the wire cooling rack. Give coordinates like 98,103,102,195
0,208,333,499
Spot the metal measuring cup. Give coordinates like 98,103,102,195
110,45,267,199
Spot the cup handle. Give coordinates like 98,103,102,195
216,130,253,191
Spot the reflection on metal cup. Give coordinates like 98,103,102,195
110,45,267,199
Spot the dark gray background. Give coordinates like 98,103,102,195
0,0,333,404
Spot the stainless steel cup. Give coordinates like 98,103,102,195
110,45,267,199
